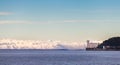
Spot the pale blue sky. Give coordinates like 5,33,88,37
0,0,120,42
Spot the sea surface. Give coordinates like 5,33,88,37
0,49,120,65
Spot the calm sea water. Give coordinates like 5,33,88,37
0,49,120,65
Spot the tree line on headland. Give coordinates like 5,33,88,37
97,37,120,50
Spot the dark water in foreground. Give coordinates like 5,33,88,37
0,49,120,65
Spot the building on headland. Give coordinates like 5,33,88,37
86,40,102,50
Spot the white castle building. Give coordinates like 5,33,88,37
86,40,102,49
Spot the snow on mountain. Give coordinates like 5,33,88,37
0,39,85,49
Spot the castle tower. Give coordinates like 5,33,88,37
87,40,90,44
86,40,90,48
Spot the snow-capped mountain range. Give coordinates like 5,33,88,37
0,39,85,49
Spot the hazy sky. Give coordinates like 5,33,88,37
0,0,120,42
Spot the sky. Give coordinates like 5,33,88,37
0,0,120,43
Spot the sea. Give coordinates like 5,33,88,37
0,49,120,65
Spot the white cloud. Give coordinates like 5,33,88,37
0,20,60,25
74,9,120,13
0,20,119,25
0,12,13,15
63,20,120,23
0,20,32,24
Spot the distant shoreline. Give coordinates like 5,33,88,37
0,49,84,51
